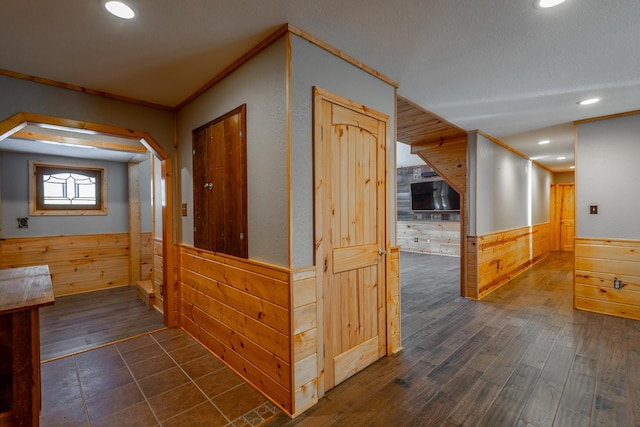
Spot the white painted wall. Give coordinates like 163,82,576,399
554,171,575,184
176,38,288,267
576,114,640,240
291,34,397,268
153,157,163,239
0,76,174,156
531,162,551,225
467,133,477,236
0,152,129,238
0,75,173,241
139,155,152,233
474,133,551,235
396,141,425,167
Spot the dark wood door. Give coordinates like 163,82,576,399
192,105,247,258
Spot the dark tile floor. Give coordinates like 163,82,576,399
40,328,280,426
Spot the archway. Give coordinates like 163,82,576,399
0,112,177,326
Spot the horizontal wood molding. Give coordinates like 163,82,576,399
0,68,173,111
12,130,148,153
575,237,640,320
573,109,640,125
178,245,293,414
0,112,170,160
288,25,397,88
475,130,553,174
0,233,133,296
178,24,397,110
468,223,551,299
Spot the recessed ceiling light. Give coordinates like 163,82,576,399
557,156,566,160
537,140,550,145
570,166,575,169
537,0,566,8
104,1,135,19
578,97,601,105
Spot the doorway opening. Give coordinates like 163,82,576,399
0,112,175,360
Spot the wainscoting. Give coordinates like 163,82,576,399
178,246,293,413
1,233,127,295
291,266,318,414
177,244,402,417
0,232,154,297
467,223,551,299
575,237,640,320
397,220,460,256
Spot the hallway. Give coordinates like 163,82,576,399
39,252,640,426
265,251,640,426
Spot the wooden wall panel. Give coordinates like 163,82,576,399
468,224,551,300
386,246,402,354
291,266,318,415
140,232,153,282
532,223,551,265
412,136,468,195
575,238,640,320
153,238,164,312
0,233,130,296
397,221,460,256
178,245,293,414
466,237,479,299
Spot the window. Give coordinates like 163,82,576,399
30,162,107,215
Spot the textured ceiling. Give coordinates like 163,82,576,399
1,0,639,170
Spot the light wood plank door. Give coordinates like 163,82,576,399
314,88,389,392
556,183,575,252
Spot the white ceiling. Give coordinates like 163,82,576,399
1,0,639,170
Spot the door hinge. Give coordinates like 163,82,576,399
240,232,244,240
192,149,196,155
239,131,243,138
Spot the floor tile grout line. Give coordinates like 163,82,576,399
150,331,276,426
113,342,164,427
72,354,92,427
150,332,234,425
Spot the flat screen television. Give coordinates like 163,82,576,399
410,180,460,211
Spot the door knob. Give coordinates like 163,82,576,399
203,183,213,190
378,248,387,256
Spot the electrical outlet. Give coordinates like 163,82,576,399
614,279,623,289
414,237,419,243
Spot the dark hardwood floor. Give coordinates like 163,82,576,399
265,251,640,427
40,285,166,361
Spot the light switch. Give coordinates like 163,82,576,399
590,205,598,215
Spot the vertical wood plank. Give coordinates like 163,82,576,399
160,158,176,327
128,162,141,286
